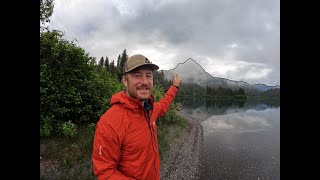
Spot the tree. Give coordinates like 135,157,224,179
41,30,93,124
153,70,166,87
237,88,245,95
119,49,128,71
117,55,121,68
98,56,104,66
40,30,123,137
104,56,110,71
114,49,128,82
110,60,116,75
90,57,97,65
40,0,54,31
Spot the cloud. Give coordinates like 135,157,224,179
49,0,279,86
201,108,279,137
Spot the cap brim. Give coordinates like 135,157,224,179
126,64,159,74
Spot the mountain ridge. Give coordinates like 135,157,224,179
161,58,280,92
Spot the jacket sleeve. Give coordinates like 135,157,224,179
92,122,135,180
154,85,179,117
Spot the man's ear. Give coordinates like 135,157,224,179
122,76,127,87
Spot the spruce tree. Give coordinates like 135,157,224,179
120,49,128,71
98,57,104,66
104,56,109,72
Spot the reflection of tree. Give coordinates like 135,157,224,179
205,98,245,109
234,99,245,108
175,96,205,110
260,88,280,98
245,98,280,109
216,99,233,108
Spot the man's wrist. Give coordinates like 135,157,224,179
173,85,179,89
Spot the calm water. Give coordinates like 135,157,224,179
178,98,280,180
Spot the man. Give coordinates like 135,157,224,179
92,54,182,179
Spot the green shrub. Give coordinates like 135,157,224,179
59,120,77,138
162,106,176,124
152,84,165,102
88,123,96,134
40,116,53,138
40,30,122,133
153,84,182,125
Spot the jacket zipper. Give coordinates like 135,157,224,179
144,110,158,179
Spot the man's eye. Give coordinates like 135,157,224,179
134,74,141,78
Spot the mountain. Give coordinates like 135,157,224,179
162,58,279,94
253,83,280,91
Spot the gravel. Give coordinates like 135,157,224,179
160,111,204,180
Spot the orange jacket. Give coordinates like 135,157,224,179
92,85,179,180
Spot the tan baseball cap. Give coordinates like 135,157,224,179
123,54,159,74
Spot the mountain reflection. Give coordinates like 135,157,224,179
176,97,280,122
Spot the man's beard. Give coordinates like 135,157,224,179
127,87,151,100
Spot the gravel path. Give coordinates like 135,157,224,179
160,111,204,180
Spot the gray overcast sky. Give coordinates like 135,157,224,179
48,0,280,86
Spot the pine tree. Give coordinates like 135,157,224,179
110,60,116,75
117,55,121,68
104,56,109,72
120,49,128,72
98,57,104,66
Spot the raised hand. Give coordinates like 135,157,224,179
173,74,182,87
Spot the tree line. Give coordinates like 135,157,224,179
93,49,128,82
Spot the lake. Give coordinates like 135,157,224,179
177,98,280,180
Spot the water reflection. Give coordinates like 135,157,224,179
177,97,280,122
202,108,279,137
177,97,280,180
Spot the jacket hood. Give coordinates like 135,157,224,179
110,91,154,110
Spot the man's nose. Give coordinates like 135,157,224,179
141,75,148,84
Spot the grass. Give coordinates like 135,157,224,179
40,125,96,180
157,114,188,159
40,114,188,179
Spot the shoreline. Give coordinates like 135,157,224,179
160,111,204,180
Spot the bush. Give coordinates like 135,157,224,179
152,84,165,102
40,30,122,137
88,123,96,134
152,84,181,125
59,120,77,138
40,115,53,138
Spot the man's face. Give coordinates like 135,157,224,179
122,66,153,100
